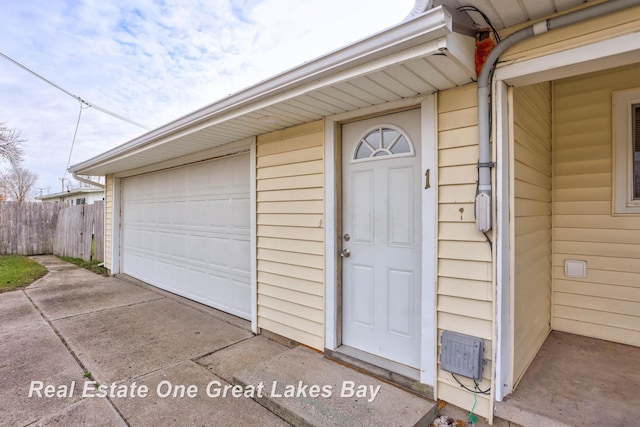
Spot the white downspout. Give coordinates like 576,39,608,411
475,0,640,232
71,171,105,189
403,0,433,21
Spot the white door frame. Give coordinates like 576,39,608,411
324,94,437,388
110,176,122,276
494,80,512,401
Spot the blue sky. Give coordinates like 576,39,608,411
0,0,414,196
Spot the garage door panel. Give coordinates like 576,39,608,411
209,199,232,226
157,202,173,224
232,198,251,228
231,278,251,312
231,240,251,273
205,237,230,268
126,202,146,222
174,233,189,257
121,153,251,320
190,201,209,226
188,235,209,263
153,261,185,294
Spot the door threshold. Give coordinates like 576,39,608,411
325,346,433,399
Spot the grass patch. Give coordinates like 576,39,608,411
60,257,109,276
0,255,48,292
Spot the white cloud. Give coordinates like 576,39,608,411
0,0,414,195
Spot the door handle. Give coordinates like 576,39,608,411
425,169,430,189
340,249,351,258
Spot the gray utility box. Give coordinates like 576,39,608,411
440,330,484,380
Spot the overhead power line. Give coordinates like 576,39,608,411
0,51,150,130
63,103,85,181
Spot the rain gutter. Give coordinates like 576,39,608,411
72,171,105,189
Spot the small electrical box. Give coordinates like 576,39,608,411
440,331,484,380
475,193,491,233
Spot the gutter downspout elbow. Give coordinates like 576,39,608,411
72,171,105,189
403,0,433,21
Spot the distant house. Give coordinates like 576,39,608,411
69,0,640,423
36,186,104,205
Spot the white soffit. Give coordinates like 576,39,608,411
71,5,475,176
438,0,597,30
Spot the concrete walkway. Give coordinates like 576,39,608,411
1,256,437,427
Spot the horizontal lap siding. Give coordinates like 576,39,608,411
105,175,113,270
553,64,640,347
500,5,640,64
513,84,552,386
437,84,493,419
256,121,325,350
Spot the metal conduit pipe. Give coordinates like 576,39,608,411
475,0,640,232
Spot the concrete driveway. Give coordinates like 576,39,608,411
1,256,438,427
1,256,288,427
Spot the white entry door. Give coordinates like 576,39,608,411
341,109,422,368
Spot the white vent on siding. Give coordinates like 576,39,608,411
564,260,587,278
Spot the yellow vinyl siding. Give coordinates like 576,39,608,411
104,174,113,271
256,120,325,350
500,4,640,64
512,83,552,386
436,84,493,419
553,63,640,347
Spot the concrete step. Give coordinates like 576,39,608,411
233,346,437,427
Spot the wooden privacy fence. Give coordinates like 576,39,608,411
54,201,104,262
0,201,104,261
0,202,65,256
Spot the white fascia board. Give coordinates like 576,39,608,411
495,32,640,86
84,36,453,176
69,6,454,174
111,138,252,178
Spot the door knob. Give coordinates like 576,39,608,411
340,249,351,258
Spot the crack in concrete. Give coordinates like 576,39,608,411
23,290,132,427
38,294,166,322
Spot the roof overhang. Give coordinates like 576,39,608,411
36,187,104,201
70,5,476,176
495,31,640,86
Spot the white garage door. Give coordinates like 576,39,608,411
121,153,251,319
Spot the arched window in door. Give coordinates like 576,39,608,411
352,125,415,162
